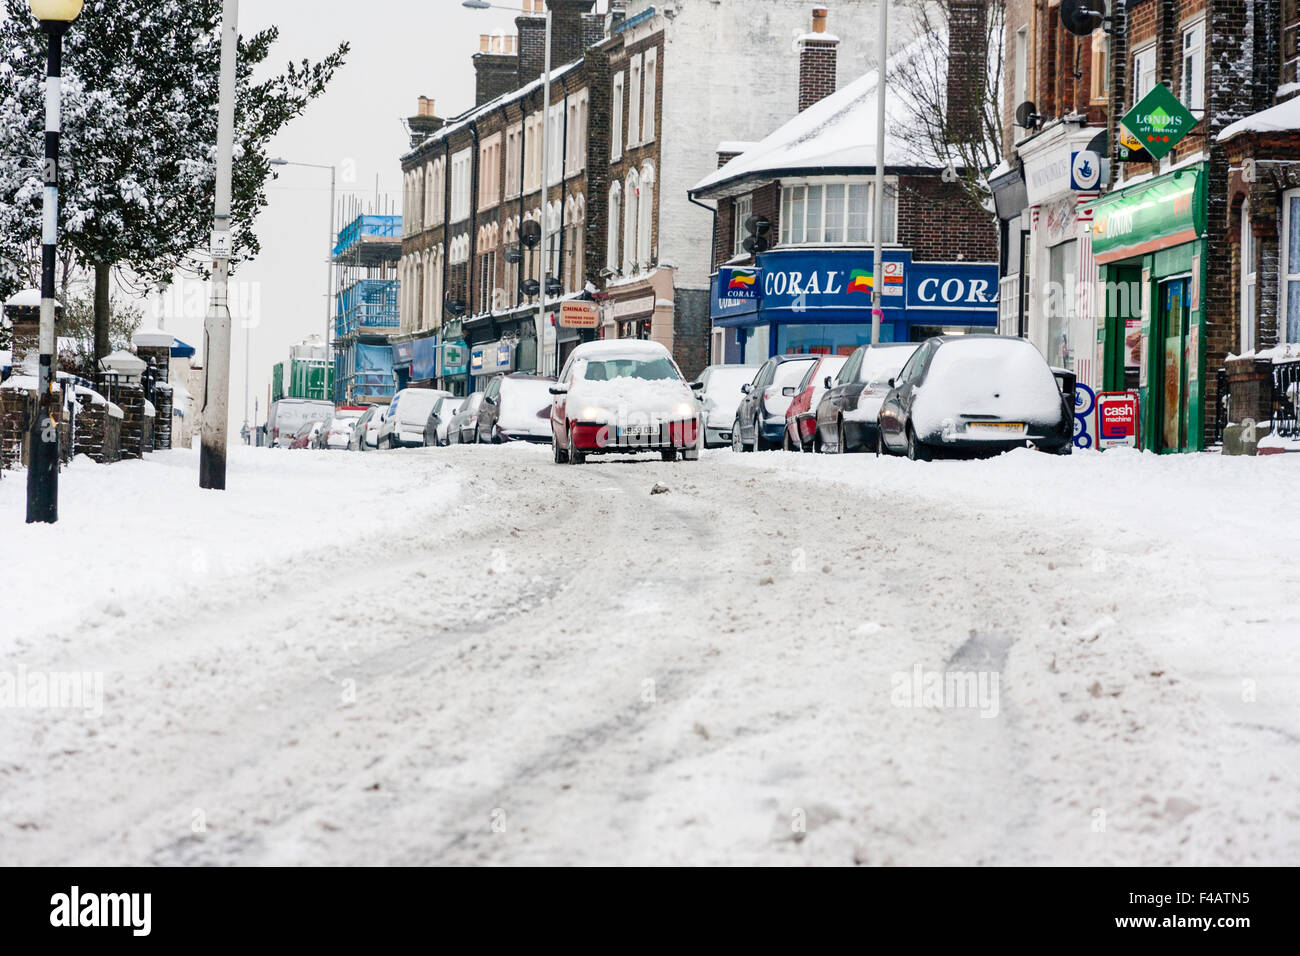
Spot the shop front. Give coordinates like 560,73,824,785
441,337,469,395
1088,165,1208,453
463,305,539,380
391,338,415,391
708,249,999,362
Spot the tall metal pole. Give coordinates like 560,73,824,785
199,0,238,489
870,0,890,346
326,166,336,403
535,8,552,374
26,16,72,525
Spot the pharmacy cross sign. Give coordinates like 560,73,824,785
1120,84,1198,161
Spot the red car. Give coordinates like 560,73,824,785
783,354,848,451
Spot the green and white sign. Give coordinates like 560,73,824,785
1120,84,1198,161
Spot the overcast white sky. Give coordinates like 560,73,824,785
163,0,600,429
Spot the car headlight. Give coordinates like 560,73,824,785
580,406,612,422
673,402,696,418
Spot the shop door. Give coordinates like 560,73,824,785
1156,277,1191,452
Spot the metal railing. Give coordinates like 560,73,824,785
335,278,400,339
1215,358,1300,443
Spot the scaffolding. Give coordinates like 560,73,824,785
332,201,401,404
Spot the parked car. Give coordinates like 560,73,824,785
877,335,1073,461
477,374,556,444
266,398,334,448
731,354,819,452
549,339,701,464
288,420,323,450
783,354,848,452
446,391,484,445
348,405,381,451
695,364,759,448
377,387,452,449
423,396,465,446
814,343,920,453
321,415,360,450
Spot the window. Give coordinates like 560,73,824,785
623,170,640,274
479,250,497,314
611,72,624,162
546,201,562,281
1091,32,1110,102
504,218,519,303
479,134,502,209
627,54,643,149
641,47,657,143
450,148,472,223
525,112,542,192
1182,20,1205,112
566,90,588,177
733,195,752,257
505,124,522,198
1014,27,1028,133
1047,240,1077,369
547,103,564,186
779,179,897,245
565,196,585,293
637,163,654,270
449,233,469,265
1241,200,1255,353
1283,189,1300,343
1132,44,1156,106
607,182,622,272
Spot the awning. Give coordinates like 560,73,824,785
1086,166,1206,264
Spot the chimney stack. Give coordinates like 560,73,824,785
407,97,444,149
946,1,988,141
517,1,596,86
474,33,519,105
797,8,839,112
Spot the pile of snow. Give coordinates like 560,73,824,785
1219,97,1300,140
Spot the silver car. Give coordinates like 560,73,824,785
694,364,759,448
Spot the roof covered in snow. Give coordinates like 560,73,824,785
1218,97,1300,142
691,54,947,199
3,288,41,309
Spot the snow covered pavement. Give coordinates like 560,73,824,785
1,445,1297,865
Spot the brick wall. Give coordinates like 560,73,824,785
947,0,988,140
0,387,30,469
474,53,519,106
798,38,838,112
114,383,146,460
897,176,1000,262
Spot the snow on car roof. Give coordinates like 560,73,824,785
569,339,671,359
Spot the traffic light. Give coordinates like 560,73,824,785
742,215,771,255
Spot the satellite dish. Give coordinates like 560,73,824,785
445,298,466,317
519,220,541,248
1015,101,1042,129
545,277,563,296
1060,0,1104,37
742,236,770,254
744,215,771,237
504,245,523,264
1085,130,1108,155
520,278,540,297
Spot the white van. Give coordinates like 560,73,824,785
267,399,335,448
376,387,451,448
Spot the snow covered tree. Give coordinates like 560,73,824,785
0,0,347,359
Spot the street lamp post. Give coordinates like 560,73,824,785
870,0,889,347
465,0,552,375
25,0,84,525
270,158,337,403
199,0,239,490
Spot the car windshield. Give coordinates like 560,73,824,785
801,356,847,390
860,345,920,386
704,367,757,397
582,357,680,382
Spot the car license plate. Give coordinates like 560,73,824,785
622,425,657,440
967,421,1026,436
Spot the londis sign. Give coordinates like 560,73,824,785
1120,84,1198,161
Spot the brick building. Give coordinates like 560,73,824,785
691,9,999,364
399,0,902,388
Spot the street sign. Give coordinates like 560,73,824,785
558,300,599,329
210,230,232,260
1120,84,1197,161
1095,391,1140,449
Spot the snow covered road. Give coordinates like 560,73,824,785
2,444,1298,865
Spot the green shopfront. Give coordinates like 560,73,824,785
1088,166,1208,453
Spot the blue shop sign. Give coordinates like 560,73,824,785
442,340,468,376
392,339,415,365
710,248,998,327
412,336,439,380
470,340,516,377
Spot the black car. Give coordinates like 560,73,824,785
731,354,819,452
814,343,919,453
877,335,1074,461
476,373,557,443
